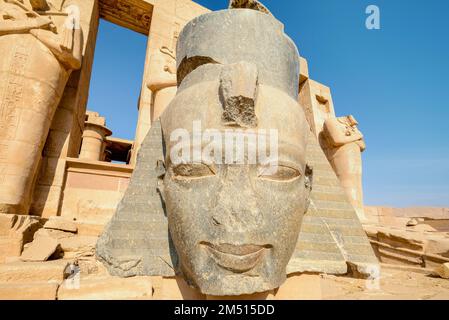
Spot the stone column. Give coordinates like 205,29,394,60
29,0,99,218
79,112,112,161
131,0,209,165
0,0,85,215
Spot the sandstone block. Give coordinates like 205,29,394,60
0,282,58,300
34,228,75,241
0,237,23,263
75,222,105,237
20,237,59,262
58,276,153,300
0,214,17,235
425,237,449,257
44,217,78,233
0,261,68,283
59,236,97,258
437,263,449,279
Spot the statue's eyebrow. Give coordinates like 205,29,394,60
177,56,220,86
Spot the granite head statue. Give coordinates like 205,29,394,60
158,3,313,296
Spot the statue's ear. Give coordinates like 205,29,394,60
304,164,313,210
156,160,166,202
156,126,167,203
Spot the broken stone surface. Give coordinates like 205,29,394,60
44,217,78,233
60,236,97,259
34,228,75,241
0,260,68,283
0,214,43,263
229,0,272,15
364,220,449,270
20,236,59,262
220,61,259,128
437,263,449,279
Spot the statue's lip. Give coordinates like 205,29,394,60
200,242,271,273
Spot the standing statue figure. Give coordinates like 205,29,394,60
323,115,366,221
0,0,83,215
146,46,177,122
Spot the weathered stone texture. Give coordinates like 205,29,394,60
20,236,59,262
0,260,68,283
96,120,175,277
287,131,377,275
0,282,58,300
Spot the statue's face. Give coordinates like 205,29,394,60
161,69,310,296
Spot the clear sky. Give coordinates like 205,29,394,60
88,0,449,208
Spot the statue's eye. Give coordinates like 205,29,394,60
257,165,301,182
173,163,216,179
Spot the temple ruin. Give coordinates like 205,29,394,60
0,0,448,300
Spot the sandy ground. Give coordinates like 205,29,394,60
319,266,449,300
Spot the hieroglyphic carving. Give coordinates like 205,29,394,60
170,21,180,52
99,0,153,35
0,143,7,162
0,0,83,214
0,39,30,140
0,166,5,185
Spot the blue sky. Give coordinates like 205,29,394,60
88,0,449,208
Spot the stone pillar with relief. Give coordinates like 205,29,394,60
0,0,83,215
131,0,210,166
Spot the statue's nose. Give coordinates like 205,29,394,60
211,167,262,232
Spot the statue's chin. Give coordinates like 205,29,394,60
194,272,285,297
180,254,286,296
